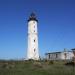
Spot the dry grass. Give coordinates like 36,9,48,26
0,60,75,75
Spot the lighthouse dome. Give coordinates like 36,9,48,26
28,13,38,22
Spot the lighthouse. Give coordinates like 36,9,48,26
27,13,39,60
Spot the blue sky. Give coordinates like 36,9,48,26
0,0,75,59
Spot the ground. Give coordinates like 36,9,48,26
0,60,75,75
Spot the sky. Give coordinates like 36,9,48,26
0,0,75,59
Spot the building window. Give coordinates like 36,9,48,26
56,54,58,58
49,54,50,59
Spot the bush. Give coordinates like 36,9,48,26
65,61,75,66
49,61,54,64
33,61,43,68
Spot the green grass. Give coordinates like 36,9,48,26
0,60,75,75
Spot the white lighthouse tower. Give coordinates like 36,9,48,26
27,13,39,60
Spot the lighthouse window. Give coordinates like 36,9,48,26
34,49,35,52
34,40,35,42
33,21,35,23
34,26,35,28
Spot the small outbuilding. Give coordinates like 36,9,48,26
45,50,73,61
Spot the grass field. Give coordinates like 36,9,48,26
0,60,75,75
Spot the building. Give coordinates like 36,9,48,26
45,50,73,61
27,13,39,60
72,48,75,63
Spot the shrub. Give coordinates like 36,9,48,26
49,60,54,64
65,61,75,66
33,61,42,68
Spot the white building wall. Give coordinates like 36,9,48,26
46,51,73,60
61,52,73,60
